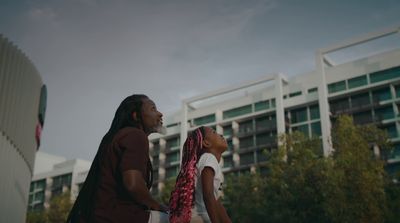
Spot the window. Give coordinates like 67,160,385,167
329,98,350,114
166,151,180,163
308,87,318,94
239,120,254,134
226,139,234,151
309,105,320,120
240,152,254,165
289,91,302,98
370,66,400,83
311,122,321,137
166,166,179,179
348,75,368,89
239,136,254,149
223,125,233,138
194,114,216,126
256,133,269,146
353,111,373,125
380,124,397,138
328,81,346,93
166,137,180,149
223,104,252,119
291,107,308,123
351,92,370,108
223,155,234,168
372,87,392,103
255,100,269,111
256,115,276,131
292,124,309,137
396,85,400,98
390,144,400,159
271,99,276,108
374,106,395,120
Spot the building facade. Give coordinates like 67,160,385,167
0,35,47,222
148,27,400,195
28,151,91,211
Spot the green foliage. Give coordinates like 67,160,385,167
158,177,176,204
223,115,400,223
26,192,73,223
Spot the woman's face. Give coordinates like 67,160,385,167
203,126,228,152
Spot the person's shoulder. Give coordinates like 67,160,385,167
115,127,148,143
198,153,218,165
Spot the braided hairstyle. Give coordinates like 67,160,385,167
169,126,205,223
67,94,150,222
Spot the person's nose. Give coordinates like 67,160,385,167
158,111,163,118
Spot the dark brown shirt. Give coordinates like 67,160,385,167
91,127,151,223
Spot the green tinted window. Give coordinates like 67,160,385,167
381,124,397,138
291,107,308,123
271,99,276,108
370,66,400,83
223,104,252,119
328,81,346,93
166,137,180,149
309,105,320,120
292,124,309,137
194,114,215,126
223,155,234,168
166,166,179,178
375,106,395,120
348,75,368,89
289,91,302,98
311,122,321,137
239,136,254,148
351,92,370,108
308,87,318,94
223,125,233,138
255,100,269,111
395,86,400,98
166,151,180,163
372,87,392,102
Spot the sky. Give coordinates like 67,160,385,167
1,0,399,161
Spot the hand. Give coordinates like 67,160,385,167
157,203,169,214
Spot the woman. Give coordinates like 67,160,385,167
67,94,168,223
169,126,232,223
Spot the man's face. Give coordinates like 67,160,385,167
140,98,163,134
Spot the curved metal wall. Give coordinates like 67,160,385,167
0,34,45,222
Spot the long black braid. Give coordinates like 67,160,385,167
67,94,153,222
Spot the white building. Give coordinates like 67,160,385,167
148,27,400,194
27,151,91,211
0,34,47,223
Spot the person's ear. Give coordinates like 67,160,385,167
132,112,138,121
202,138,211,148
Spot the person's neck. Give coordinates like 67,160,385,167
206,149,221,162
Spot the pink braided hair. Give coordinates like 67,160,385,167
169,127,205,223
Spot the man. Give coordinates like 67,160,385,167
67,94,168,223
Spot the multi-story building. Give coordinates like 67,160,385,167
27,151,90,211
148,27,400,195
0,34,47,222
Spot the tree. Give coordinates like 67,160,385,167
45,192,73,223
158,177,176,204
223,115,396,223
26,192,72,223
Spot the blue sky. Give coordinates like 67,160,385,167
1,0,399,160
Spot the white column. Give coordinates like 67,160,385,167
316,51,333,156
274,74,286,139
